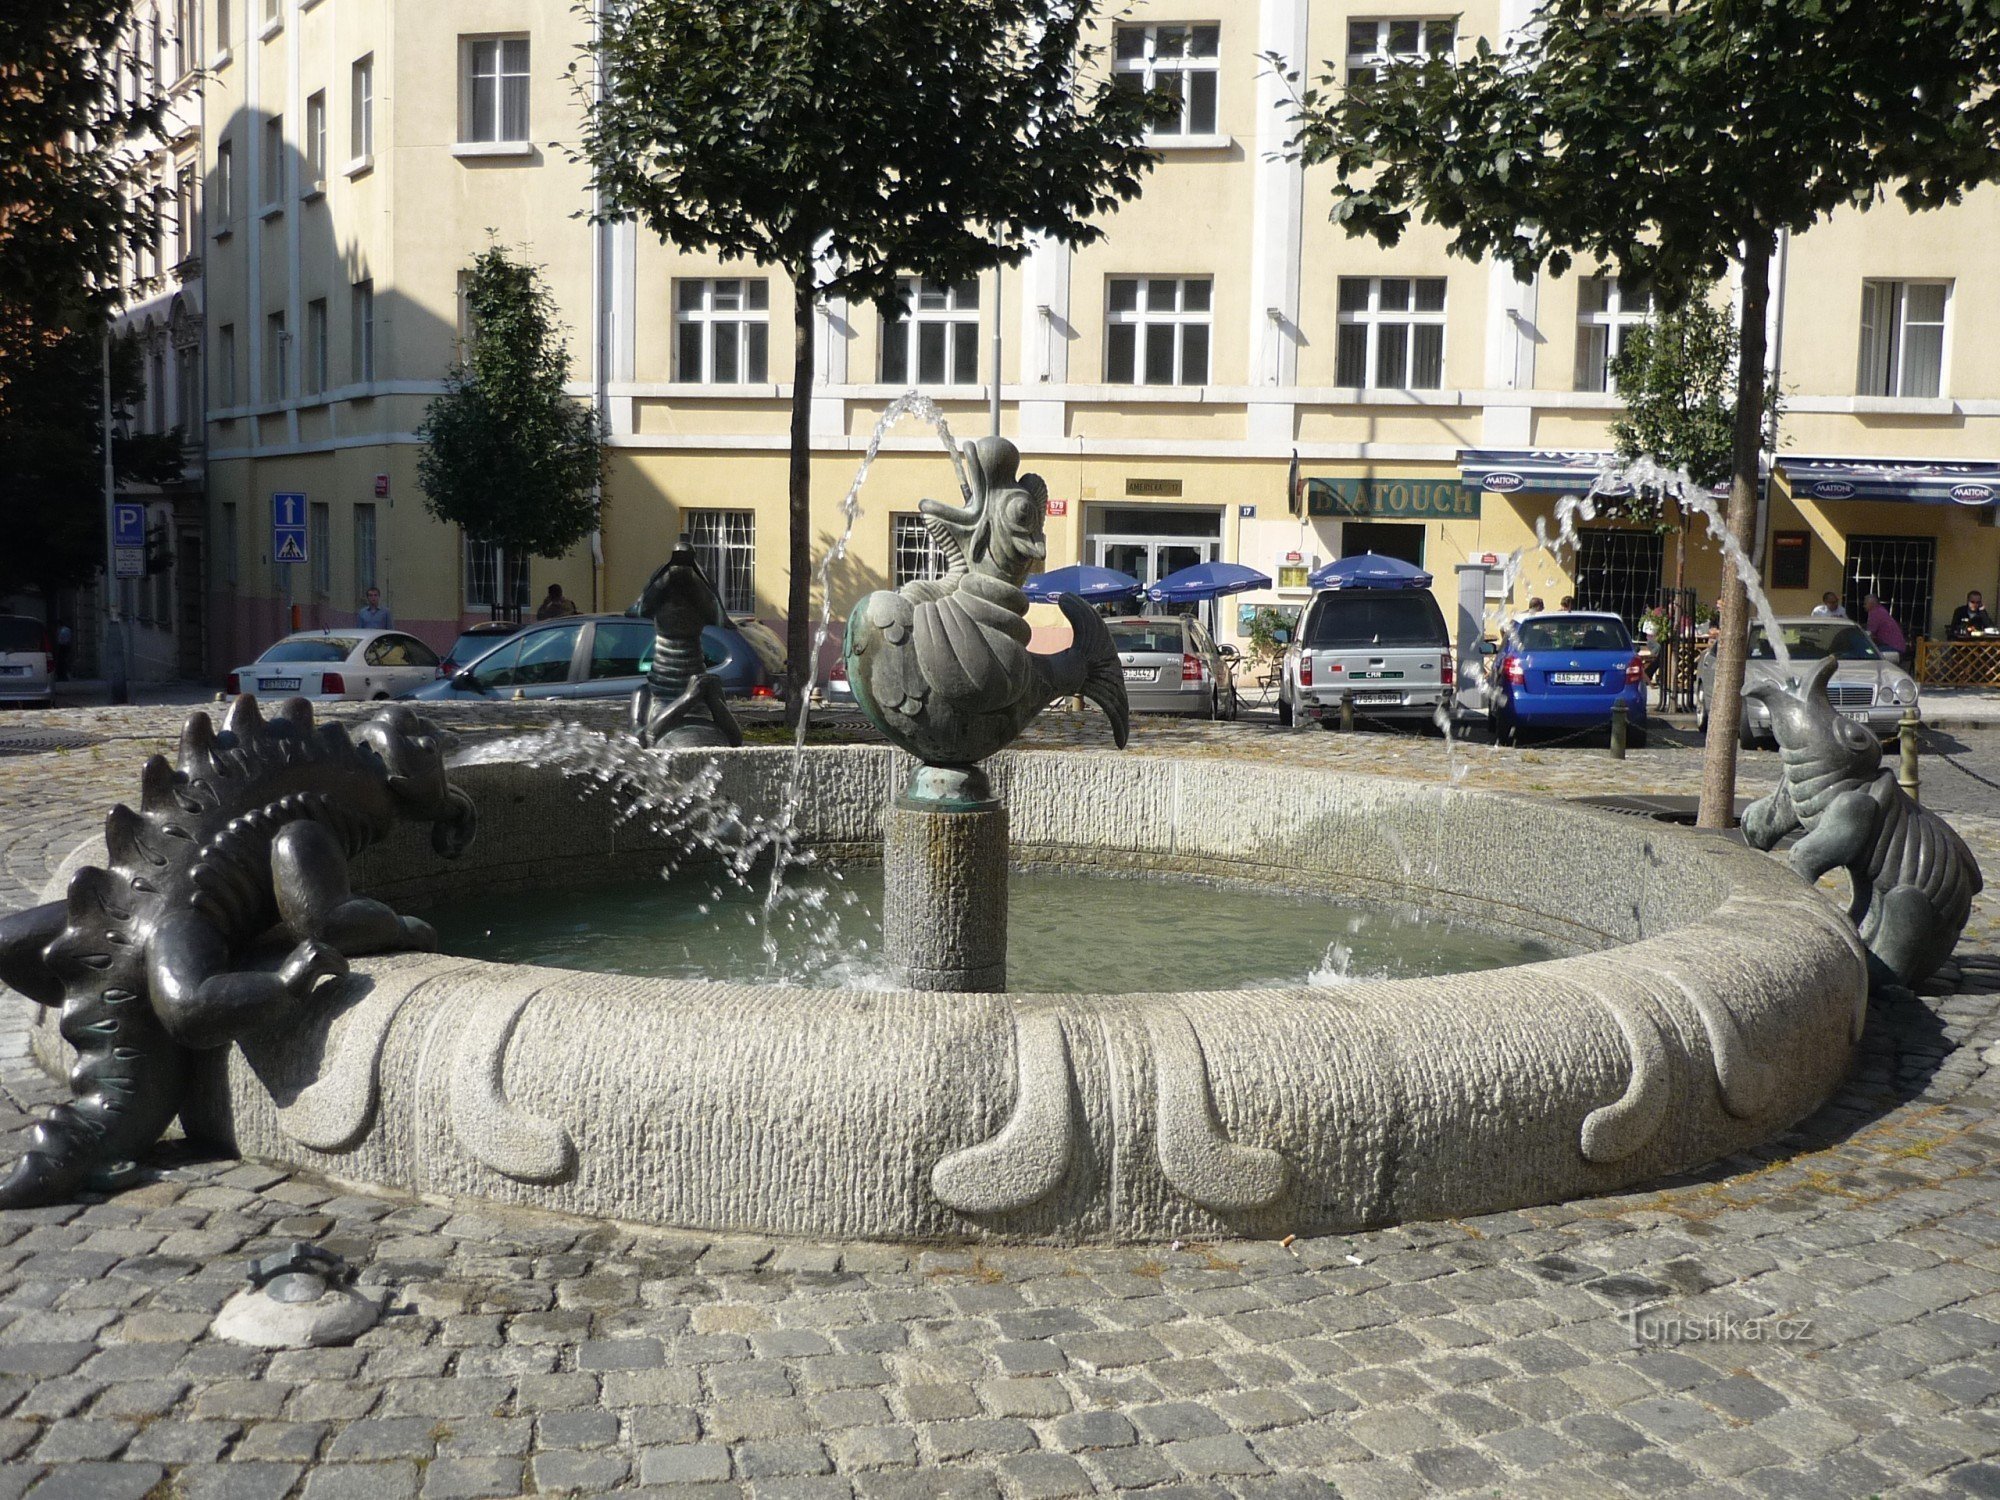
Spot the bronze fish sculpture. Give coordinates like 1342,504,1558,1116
629,540,744,750
844,436,1128,767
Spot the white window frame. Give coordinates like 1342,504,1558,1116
1574,274,1654,393
459,35,531,145
349,54,374,165
265,310,287,401
683,510,757,615
1335,275,1447,390
175,161,197,263
892,513,952,588
1113,23,1221,140
354,504,378,593
1104,276,1212,387
1858,279,1950,399
217,323,235,406
351,278,375,385
673,278,770,384
304,297,328,397
214,139,233,228
260,115,284,211
303,90,326,193
464,536,530,612
1345,17,1456,84
881,276,981,387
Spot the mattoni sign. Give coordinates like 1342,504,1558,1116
1950,482,1996,506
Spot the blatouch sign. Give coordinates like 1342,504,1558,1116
1306,476,1479,520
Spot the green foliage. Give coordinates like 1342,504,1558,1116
0,330,183,601
1243,607,1295,675
416,248,604,559
1608,300,1737,495
0,0,170,413
576,0,1166,315
1275,0,2000,302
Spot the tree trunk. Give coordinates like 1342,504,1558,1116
784,272,817,730
1696,233,1774,829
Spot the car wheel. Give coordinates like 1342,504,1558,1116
372,692,390,701
1496,708,1518,747
1738,714,1759,751
1277,692,1294,727
1694,681,1709,735
1225,682,1239,721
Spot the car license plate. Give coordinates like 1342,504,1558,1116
1354,692,1402,705
1122,667,1151,682
1352,670,1404,680
1839,708,1872,723
1551,671,1599,685
0,665,26,676
260,677,302,692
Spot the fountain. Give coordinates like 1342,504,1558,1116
5,429,1976,1243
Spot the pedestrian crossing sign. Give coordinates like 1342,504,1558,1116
272,492,309,566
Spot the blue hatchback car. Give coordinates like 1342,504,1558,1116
1491,611,1648,747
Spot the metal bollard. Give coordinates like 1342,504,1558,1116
1339,690,1355,733
1898,708,1921,803
1609,701,1628,760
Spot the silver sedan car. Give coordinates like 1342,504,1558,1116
1695,616,1919,747
1110,614,1238,718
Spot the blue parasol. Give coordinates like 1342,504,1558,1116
1021,565,1143,603
1147,560,1273,604
1307,552,1434,590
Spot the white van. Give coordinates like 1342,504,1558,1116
0,616,54,708
1277,588,1455,728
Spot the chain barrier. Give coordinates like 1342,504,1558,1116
1916,723,2000,796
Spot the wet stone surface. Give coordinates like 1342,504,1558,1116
0,702,1997,1496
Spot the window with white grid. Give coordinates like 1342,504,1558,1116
304,298,327,397
881,277,979,386
351,55,373,161
354,504,378,593
684,511,756,615
215,139,233,225
305,90,326,191
892,514,951,588
674,279,769,383
1335,276,1446,389
1105,277,1211,385
461,36,530,143
262,116,283,208
1574,274,1654,392
1113,23,1220,136
1345,18,1455,84
1858,280,1948,399
464,537,530,611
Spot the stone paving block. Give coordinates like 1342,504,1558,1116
20,1463,164,1500
176,1462,306,1500
852,1468,1000,1500
924,1418,1037,1461
897,1384,981,1423
993,1450,1093,1499
537,1407,621,1448
324,1416,439,1461
1346,1404,1450,1457
301,1461,421,1500
1130,1400,1230,1443
529,1447,631,1494
418,1456,524,1499
232,1420,329,1462
637,1442,732,1484
625,1404,700,1445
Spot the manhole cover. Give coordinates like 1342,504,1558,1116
0,728,102,755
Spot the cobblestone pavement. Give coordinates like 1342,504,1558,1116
2,704,1998,1498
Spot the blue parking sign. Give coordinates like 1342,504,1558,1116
112,502,146,548
272,492,308,565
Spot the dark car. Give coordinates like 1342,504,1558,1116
405,613,771,702
440,620,524,676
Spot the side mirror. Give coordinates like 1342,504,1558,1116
1882,649,1901,665
1218,643,1240,660
452,669,480,690
1478,640,1499,657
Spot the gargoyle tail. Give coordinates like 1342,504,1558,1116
1056,593,1130,749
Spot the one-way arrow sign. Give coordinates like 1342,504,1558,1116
272,492,309,566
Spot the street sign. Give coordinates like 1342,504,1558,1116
373,474,390,498
272,492,309,565
112,502,146,548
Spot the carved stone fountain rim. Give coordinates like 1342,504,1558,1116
27,746,1867,1243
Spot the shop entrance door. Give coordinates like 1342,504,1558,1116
1340,522,1425,567
1845,535,1937,640
1088,506,1223,622
1575,529,1665,628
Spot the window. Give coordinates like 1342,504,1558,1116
222,502,238,585
354,504,377,593
674,278,769,383
465,537,530,611
881,277,979,386
1335,276,1446,388
589,619,654,681
351,279,374,383
477,624,581,688
892,514,951,588
1574,274,1654,392
684,510,756,615
1113,24,1220,137
264,0,279,26
216,0,229,53
350,55,373,160
175,162,198,262
1858,280,1948,399
175,343,198,427
174,0,194,75
304,298,328,396
265,310,287,400
304,90,326,191
1346,17,1455,84
261,116,283,207
148,341,166,431
215,139,233,225
460,36,530,143
309,502,331,595
1105,276,1211,386
217,323,235,405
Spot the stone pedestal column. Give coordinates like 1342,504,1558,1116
883,766,1008,992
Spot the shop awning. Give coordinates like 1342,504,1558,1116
1778,456,2000,507
1458,449,1634,498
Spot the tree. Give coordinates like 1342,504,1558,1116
416,247,605,607
0,0,168,415
1276,0,2000,827
0,329,182,615
577,0,1165,720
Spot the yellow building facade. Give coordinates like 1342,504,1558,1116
196,0,2000,678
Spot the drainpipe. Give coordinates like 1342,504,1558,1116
587,0,609,612
1755,227,1790,572
102,329,129,704
990,267,1003,437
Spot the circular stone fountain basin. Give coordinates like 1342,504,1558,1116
33,745,1868,1243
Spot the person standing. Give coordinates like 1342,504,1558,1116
1948,590,1995,639
1811,591,1846,618
357,586,392,629
1862,593,1907,655
537,583,579,620
53,622,73,681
